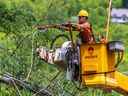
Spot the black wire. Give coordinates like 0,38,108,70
115,51,124,68
50,34,70,49
81,70,115,76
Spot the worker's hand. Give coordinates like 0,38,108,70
77,24,85,32
77,24,81,30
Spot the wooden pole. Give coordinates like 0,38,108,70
106,0,112,41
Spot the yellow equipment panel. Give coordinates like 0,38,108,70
80,43,115,85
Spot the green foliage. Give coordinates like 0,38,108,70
0,0,128,96
112,0,122,8
0,1,36,34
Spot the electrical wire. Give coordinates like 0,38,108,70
115,51,124,68
26,31,38,81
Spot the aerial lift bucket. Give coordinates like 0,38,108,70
80,41,128,95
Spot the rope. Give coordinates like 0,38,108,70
106,0,112,41
26,31,37,81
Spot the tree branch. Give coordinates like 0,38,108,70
0,73,52,96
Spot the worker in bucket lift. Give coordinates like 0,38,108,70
76,9,95,44
36,10,95,67
60,9,95,44
37,9,95,44
36,10,95,80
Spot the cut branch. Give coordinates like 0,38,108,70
0,73,52,96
